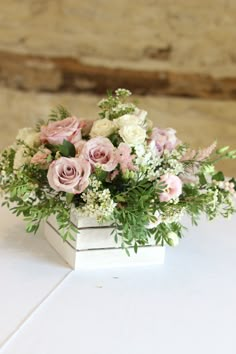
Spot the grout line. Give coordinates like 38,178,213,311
0,270,72,352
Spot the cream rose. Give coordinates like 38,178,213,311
90,118,115,138
119,125,146,146
114,109,147,129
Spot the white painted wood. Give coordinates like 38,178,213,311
47,215,119,250
45,215,165,269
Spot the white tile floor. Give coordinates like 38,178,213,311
1,204,236,354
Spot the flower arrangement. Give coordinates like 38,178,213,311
0,89,235,253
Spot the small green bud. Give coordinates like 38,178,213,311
167,232,179,247
226,150,236,158
216,146,229,154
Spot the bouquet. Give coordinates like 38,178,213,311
0,89,235,253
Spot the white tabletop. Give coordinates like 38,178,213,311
0,204,236,354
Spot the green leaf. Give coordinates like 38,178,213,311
66,193,74,204
199,173,207,185
49,106,71,121
216,146,229,154
115,195,126,202
95,168,107,182
58,140,76,157
124,247,130,257
226,150,236,159
212,171,225,181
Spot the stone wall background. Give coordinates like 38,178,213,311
0,0,235,174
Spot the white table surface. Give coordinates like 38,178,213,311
0,204,236,354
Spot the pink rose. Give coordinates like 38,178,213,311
150,127,178,155
47,157,91,194
109,169,120,181
159,174,182,202
116,143,137,173
40,116,82,145
80,119,94,137
82,137,118,172
75,140,86,156
31,148,51,168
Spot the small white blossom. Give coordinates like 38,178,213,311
115,88,132,97
78,177,116,222
13,147,30,170
16,128,40,148
214,179,236,196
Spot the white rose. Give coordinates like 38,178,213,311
16,128,40,147
90,119,116,138
167,232,179,247
119,124,146,146
114,109,147,128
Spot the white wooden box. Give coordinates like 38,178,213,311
44,214,165,269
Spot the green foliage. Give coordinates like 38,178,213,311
34,106,72,132
199,173,207,186
58,139,76,157
216,146,229,154
111,177,166,251
66,193,74,204
0,147,15,176
94,167,108,182
108,132,123,147
210,147,236,164
49,105,71,122
181,179,235,225
0,156,76,240
35,119,46,132
0,90,235,254
212,171,224,181
98,89,136,120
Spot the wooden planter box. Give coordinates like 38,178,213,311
44,214,165,269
